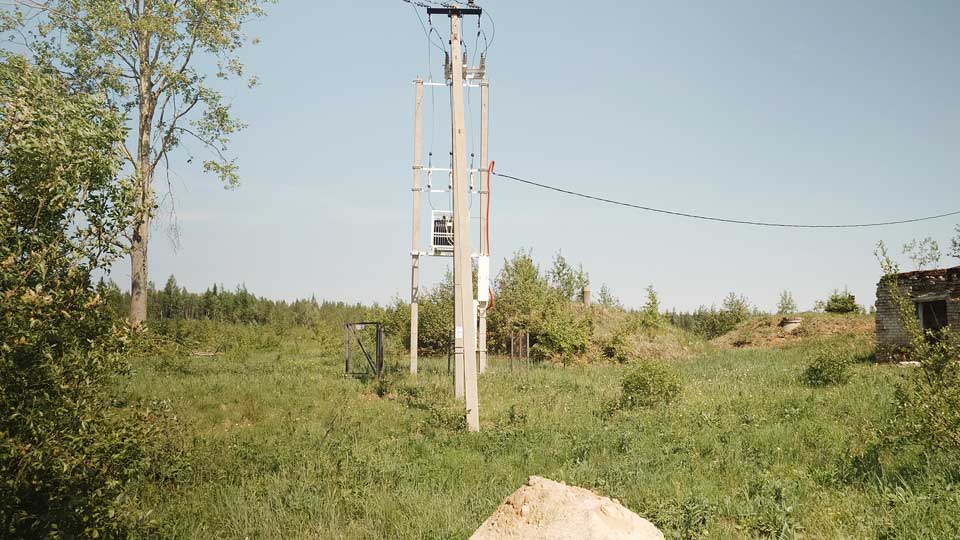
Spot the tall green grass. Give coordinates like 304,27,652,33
126,327,960,539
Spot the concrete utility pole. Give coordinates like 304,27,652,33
410,79,424,375
478,79,489,374
430,3,481,432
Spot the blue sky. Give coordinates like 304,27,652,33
141,0,960,312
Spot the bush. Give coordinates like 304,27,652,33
686,293,752,340
777,290,797,315
803,346,852,387
530,304,591,363
893,328,960,453
619,361,682,409
821,289,863,314
601,328,632,363
0,54,154,538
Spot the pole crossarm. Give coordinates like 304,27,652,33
427,7,482,16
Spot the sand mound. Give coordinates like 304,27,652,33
470,476,664,540
712,313,874,349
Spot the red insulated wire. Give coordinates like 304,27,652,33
486,161,495,310
486,160,494,255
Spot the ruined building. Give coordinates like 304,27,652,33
875,265,960,360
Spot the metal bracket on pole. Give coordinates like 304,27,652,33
426,6,482,16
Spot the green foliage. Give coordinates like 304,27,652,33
876,240,960,456
777,290,798,315
682,292,753,340
490,249,550,337
803,345,852,387
413,270,455,355
597,283,621,308
893,330,960,452
617,361,682,409
641,285,662,322
124,323,960,539
102,273,395,335
530,305,591,363
395,380,466,432
951,225,960,261
3,0,277,325
3,0,274,188
600,326,633,363
547,251,589,301
903,237,941,271
0,54,152,538
821,288,863,314
721,292,752,320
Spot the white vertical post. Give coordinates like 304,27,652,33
478,79,489,374
449,10,480,432
410,79,424,375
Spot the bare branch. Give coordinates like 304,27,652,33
151,92,199,169
173,125,228,161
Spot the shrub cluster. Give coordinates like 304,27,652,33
668,293,753,340
802,346,852,387
618,361,682,409
0,54,154,538
820,289,863,314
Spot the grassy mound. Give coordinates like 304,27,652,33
712,312,874,349
589,306,707,362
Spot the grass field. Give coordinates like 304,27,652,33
126,327,960,539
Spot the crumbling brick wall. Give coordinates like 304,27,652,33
875,266,960,360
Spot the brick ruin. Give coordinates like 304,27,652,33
875,265,960,360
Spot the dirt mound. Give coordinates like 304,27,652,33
590,306,705,362
470,476,664,540
712,313,874,349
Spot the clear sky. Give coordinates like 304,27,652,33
141,0,960,312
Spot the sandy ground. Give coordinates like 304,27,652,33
470,476,664,540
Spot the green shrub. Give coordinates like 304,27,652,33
531,306,590,362
893,328,960,453
619,361,682,409
690,308,740,340
0,54,154,538
777,290,798,315
687,293,752,339
821,288,863,314
803,346,852,387
601,329,632,363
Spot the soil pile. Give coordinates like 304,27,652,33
470,476,664,540
712,313,874,349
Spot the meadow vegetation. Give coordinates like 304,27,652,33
70,245,957,539
122,323,960,540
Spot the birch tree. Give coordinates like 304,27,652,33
2,0,274,326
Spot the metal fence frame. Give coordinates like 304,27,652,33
344,322,385,377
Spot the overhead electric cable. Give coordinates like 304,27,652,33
482,8,495,55
494,171,960,229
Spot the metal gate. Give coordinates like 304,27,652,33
344,322,384,377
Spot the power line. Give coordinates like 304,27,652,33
482,8,495,56
494,171,960,229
